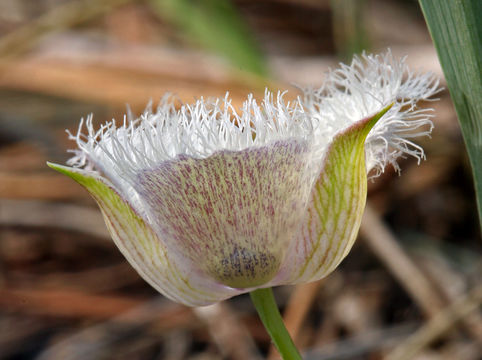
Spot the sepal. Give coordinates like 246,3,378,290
276,104,392,284
47,162,240,306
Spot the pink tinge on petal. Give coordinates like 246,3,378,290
134,138,315,289
47,163,242,306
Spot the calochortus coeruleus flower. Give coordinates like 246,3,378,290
48,51,439,358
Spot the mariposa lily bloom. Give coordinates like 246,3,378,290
48,52,439,306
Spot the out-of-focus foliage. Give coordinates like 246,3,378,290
150,0,268,77
419,0,482,229
330,0,369,60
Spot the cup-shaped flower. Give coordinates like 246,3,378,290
48,52,439,306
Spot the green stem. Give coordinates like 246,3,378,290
249,288,303,360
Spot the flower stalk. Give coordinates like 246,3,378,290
250,288,302,360
48,51,440,356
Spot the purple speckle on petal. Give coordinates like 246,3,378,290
134,138,314,288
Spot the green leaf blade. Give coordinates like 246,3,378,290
419,0,482,229
150,0,268,77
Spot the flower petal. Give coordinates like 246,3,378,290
47,162,241,306
133,139,315,289
303,51,439,178
274,105,392,285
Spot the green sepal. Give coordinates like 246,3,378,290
47,162,239,306
282,103,392,284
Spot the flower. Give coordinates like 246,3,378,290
48,51,439,306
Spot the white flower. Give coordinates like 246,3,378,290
303,50,440,177
48,51,439,306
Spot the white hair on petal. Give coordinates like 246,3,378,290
67,90,313,186
303,50,441,177
67,51,440,191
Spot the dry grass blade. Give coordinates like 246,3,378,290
0,173,89,200
361,203,482,345
268,281,322,359
0,288,147,319
0,56,252,110
0,199,108,239
360,203,445,318
304,323,418,360
386,284,482,360
0,0,134,60
33,297,191,360
418,249,482,341
194,302,263,360
0,317,53,359
11,263,140,293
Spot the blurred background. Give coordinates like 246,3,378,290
0,0,481,359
